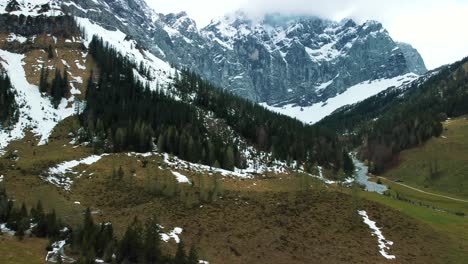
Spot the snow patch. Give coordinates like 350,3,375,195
0,223,15,235
44,154,108,191
171,171,191,184
358,210,396,260
261,73,418,124
45,240,65,262
161,227,183,243
0,50,75,154
7,33,27,43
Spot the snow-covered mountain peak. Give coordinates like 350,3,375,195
162,12,199,34
0,0,427,122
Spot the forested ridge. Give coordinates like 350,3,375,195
320,57,468,173
173,69,353,171
80,36,353,174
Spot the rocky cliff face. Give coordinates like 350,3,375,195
1,0,427,107
397,42,427,75
198,14,427,105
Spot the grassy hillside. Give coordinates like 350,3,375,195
361,190,468,264
0,118,460,264
384,115,468,199
0,236,48,264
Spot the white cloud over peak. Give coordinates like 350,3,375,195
146,0,468,69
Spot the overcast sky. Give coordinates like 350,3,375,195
146,0,468,70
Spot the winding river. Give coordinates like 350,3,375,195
353,157,388,194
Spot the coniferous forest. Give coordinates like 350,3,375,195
81,36,353,173
0,71,16,126
320,57,468,173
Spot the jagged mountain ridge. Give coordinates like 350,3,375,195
11,0,427,109
0,0,427,124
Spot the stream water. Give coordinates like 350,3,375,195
353,157,388,194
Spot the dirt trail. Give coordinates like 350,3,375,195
377,177,468,203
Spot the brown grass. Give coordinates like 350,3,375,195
0,120,458,264
0,235,48,264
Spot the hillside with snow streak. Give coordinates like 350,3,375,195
0,50,75,153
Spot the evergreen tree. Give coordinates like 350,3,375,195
48,45,54,59
174,241,187,264
143,216,162,263
39,65,49,94
51,68,63,108
117,217,143,263
342,151,354,176
0,72,17,125
188,246,199,264
223,146,235,171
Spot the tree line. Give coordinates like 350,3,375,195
173,69,350,170
0,184,64,241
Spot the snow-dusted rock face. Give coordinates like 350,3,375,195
199,14,426,105
61,1,426,106
0,0,427,109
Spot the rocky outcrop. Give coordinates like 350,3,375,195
397,42,427,75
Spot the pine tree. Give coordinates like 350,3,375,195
39,65,49,94
174,241,187,264
117,217,143,263
51,68,63,108
32,201,47,237
15,217,29,240
223,146,235,171
342,151,355,176
62,67,69,98
0,72,16,125
117,166,125,180
48,45,54,59
188,246,199,264
212,160,221,169
143,216,162,263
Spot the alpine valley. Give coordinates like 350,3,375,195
0,1,466,264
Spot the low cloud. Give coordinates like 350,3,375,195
147,0,468,69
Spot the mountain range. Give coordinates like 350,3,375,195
1,1,468,264
55,0,427,117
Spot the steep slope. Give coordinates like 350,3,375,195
0,0,351,176
320,56,468,172
44,0,427,117
200,14,426,105
261,73,418,124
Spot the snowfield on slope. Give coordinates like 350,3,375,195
261,73,418,124
75,17,174,92
0,49,75,154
